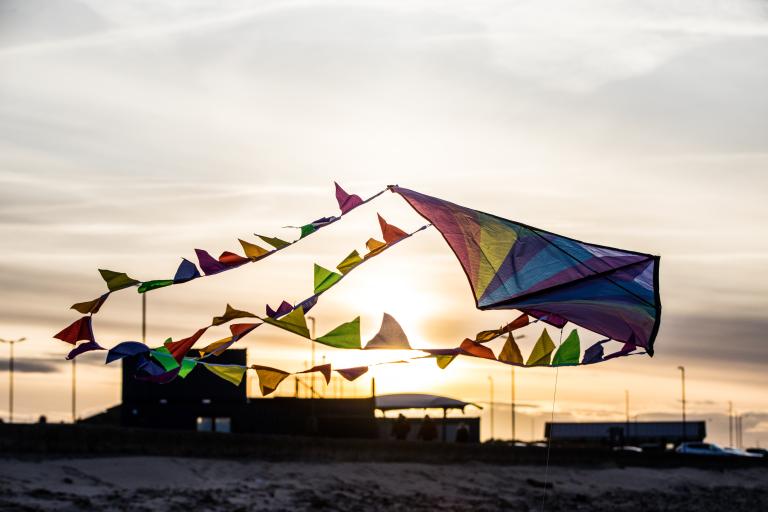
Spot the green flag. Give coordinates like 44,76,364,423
315,317,361,349
179,358,198,378
552,329,580,366
138,279,174,293
314,264,343,294
300,224,317,238
151,347,180,371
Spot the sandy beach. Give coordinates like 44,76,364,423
1,456,766,511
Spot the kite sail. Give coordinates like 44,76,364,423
392,186,661,355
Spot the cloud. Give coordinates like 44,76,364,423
0,358,58,373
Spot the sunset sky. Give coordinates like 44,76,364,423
1,0,767,445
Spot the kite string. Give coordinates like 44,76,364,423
540,327,562,512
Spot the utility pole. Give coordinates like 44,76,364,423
72,358,77,423
728,401,733,447
510,366,516,441
677,366,686,443
141,293,147,343
0,337,26,423
625,390,630,441
307,316,316,397
488,375,494,440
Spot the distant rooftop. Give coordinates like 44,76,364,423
375,393,481,411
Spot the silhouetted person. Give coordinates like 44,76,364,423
455,422,469,443
392,413,411,440
38,415,47,424
417,415,438,442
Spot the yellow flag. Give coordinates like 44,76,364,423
499,332,524,365
198,336,234,358
526,329,556,366
436,355,456,369
203,364,246,386
70,294,108,315
212,304,257,326
262,306,310,338
364,238,387,258
336,250,363,274
239,239,270,260
253,365,290,395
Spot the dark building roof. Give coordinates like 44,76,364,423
375,394,481,411
545,421,706,443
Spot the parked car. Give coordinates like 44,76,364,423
745,448,767,458
612,446,643,453
724,447,763,458
675,442,732,456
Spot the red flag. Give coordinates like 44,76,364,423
218,251,250,267
229,323,261,340
166,327,208,363
54,317,94,345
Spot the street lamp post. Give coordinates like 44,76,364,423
72,358,77,423
307,316,316,397
728,401,733,447
488,375,494,440
677,366,686,442
0,337,27,423
510,366,516,441
625,390,630,441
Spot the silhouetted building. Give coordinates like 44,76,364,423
85,349,480,441
545,421,706,448
83,349,377,438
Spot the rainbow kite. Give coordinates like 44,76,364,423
393,187,661,355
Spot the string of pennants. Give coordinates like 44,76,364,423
68,183,388,317
53,182,646,393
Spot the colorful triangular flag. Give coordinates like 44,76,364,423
98,269,139,291
335,182,363,214
552,329,580,366
526,329,556,366
315,317,361,349
365,313,410,350
314,264,343,294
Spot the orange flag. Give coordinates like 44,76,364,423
377,214,408,244
459,338,496,360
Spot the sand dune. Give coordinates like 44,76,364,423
1,456,766,511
